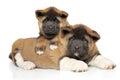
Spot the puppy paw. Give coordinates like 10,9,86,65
50,44,58,50
60,57,88,72
36,50,44,55
89,55,116,70
98,58,116,70
15,53,36,70
22,61,36,70
35,48,44,55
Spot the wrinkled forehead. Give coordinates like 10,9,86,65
72,27,88,39
70,39,83,45
69,35,91,44
69,37,87,43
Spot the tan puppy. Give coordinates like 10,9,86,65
35,6,69,54
60,24,116,72
9,7,70,70
9,27,71,70
35,7,69,39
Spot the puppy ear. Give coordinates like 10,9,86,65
89,30,100,41
35,10,44,18
61,26,72,38
82,24,100,41
77,24,100,41
60,11,68,18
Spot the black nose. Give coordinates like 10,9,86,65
75,46,79,49
49,26,55,30
49,26,53,29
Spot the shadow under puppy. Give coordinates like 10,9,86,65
60,24,116,72
9,7,69,70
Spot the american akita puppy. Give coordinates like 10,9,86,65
9,7,70,70
35,6,69,54
60,24,116,72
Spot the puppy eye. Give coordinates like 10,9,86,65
69,37,74,41
83,40,88,44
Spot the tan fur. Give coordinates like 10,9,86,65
61,24,100,63
9,7,70,69
35,7,69,33
9,29,69,69
35,7,70,52
9,39,24,64
76,24,100,62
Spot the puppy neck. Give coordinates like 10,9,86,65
39,32,57,40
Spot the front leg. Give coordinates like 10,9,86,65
15,52,36,70
35,36,48,55
88,55,116,70
60,57,88,72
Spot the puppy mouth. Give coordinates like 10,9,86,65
45,33,56,36
74,52,79,57
44,33,57,39
43,27,59,39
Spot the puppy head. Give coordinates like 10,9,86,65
35,7,69,39
64,24,100,62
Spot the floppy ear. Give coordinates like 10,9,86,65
88,30,100,41
35,10,44,19
78,24,100,41
60,11,68,18
61,26,72,38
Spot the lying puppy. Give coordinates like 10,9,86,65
9,7,69,70
60,24,116,72
9,27,72,70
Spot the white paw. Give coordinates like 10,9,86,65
36,50,44,55
89,55,116,70
22,61,36,70
50,44,58,50
15,53,36,70
60,57,88,72
15,52,24,66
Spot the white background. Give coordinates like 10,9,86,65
0,0,120,80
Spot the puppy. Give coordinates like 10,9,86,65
60,24,116,72
9,7,70,70
9,27,71,70
35,7,69,54
35,7,69,39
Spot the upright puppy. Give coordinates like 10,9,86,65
35,7,69,39
9,7,69,70
60,24,116,72
35,7,69,54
